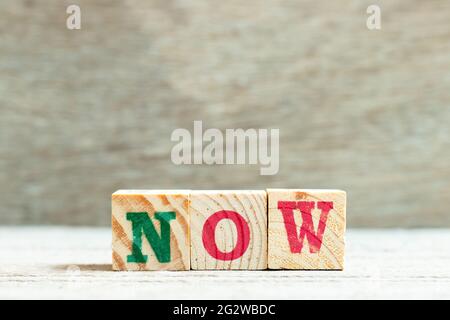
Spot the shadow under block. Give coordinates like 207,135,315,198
112,190,190,271
268,189,346,270
190,190,267,270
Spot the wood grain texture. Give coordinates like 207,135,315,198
268,189,346,269
1,227,450,299
190,190,267,270
1,1,450,227
112,190,190,270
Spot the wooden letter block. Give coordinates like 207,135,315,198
112,190,190,271
190,190,267,270
268,189,346,270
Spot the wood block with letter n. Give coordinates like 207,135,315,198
112,190,190,271
190,190,267,270
267,189,346,270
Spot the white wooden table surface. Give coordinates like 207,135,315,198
0,227,449,299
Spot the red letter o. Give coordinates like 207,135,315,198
202,210,250,260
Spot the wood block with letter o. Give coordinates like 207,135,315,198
268,189,346,270
190,190,267,270
112,190,190,271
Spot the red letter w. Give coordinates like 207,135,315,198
277,201,333,254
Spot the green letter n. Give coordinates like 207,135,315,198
126,212,176,264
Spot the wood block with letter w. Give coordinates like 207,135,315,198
267,189,346,270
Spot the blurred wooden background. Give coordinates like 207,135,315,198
1,0,449,226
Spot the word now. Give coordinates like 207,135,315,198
112,189,346,270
